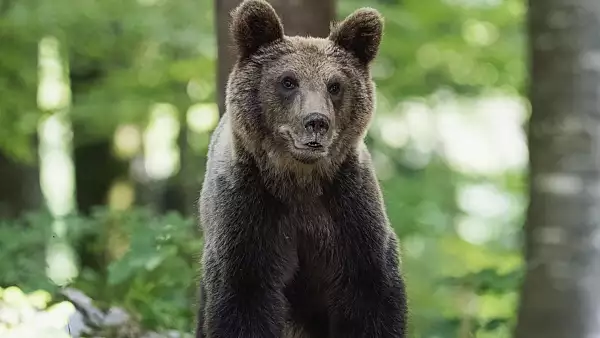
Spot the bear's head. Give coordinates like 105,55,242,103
226,0,383,176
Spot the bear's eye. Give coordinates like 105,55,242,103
281,77,297,90
327,82,341,95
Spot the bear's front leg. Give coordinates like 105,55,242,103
328,236,407,338
326,163,408,338
202,236,288,338
199,187,291,338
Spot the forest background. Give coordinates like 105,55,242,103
1,0,594,337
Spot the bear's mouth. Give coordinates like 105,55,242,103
291,138,328,155
293,141,326,151
304,141,323,149
281,130,329,163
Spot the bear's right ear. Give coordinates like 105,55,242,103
230,0,284,59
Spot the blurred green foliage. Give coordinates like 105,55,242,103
0,0,527,336
0,208,202,332
341,0,526,98
1,0,215,160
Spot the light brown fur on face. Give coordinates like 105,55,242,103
222,0,383,199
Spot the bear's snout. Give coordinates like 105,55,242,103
303,112,330,135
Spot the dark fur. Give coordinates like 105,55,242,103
196,1,407,337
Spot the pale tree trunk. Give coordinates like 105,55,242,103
214,0,336,116
514,0,600,337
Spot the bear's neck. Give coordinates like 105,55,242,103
230,131,345,201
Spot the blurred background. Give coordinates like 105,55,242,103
1,0,584,337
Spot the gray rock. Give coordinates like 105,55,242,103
103,306,131,327
61,287,105,327
65,310,92,337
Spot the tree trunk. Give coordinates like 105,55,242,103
514,0,600,337
0,149,41,219
214,0,336,116
70,64,128,214
0,34,42,220
73,131,128,214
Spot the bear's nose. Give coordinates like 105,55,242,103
303,113,330,135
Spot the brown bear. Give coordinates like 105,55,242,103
196,0,407,337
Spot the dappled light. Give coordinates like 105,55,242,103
0,286,75,338
187,103,220,134
114,125,143,160
143,103,181,181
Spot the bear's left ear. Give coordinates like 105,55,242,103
328,8,383,65
230,0,285,59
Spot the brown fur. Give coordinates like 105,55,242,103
196,1,407,337
226,1,383,200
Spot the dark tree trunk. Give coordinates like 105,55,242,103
72,130,128,214
514,0,600,337
70,64,128,214
0,34,42,219
214,0,336,116
0,149,41,219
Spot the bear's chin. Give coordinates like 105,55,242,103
288,147,328,165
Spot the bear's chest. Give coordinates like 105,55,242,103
289,200,333,233
279,200,341,281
